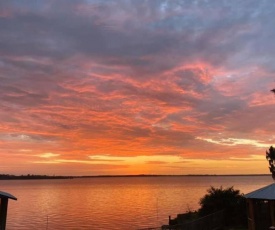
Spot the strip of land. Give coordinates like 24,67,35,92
0,174,270,180
0,174,73,180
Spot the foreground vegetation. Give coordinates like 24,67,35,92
169,186,247,229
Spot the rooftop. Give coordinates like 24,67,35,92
245,183,275,200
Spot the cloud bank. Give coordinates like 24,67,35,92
1,0,275,175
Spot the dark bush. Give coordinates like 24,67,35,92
198,186,247,227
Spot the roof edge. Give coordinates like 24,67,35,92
0,191,17,200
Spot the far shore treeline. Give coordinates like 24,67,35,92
0,174,270,180
0,174,74,180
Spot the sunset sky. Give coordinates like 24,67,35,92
1,1,275,176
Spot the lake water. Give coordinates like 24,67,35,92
1,175,273,229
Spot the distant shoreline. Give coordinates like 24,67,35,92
0,174,73,180
77,174,271,178
0,174,270,180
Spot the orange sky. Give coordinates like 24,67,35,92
1,1,275,175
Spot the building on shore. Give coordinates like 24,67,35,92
245,183,275,230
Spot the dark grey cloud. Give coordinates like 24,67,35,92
1,0,275,74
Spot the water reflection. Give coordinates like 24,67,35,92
1,176,273,229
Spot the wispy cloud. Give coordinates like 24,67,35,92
36,152,60,158
196,137,270,148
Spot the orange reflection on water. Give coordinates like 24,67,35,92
3,175,274,229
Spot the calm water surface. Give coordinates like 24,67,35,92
1,175,273,229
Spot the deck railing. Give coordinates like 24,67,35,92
161,210,224,230
137,227,162,230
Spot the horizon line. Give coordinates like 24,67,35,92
1,173,271,178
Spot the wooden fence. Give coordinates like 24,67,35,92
161,210,224,230
137,227,162,230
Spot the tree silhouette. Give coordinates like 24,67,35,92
268,90,275,179
198,186,246,226
266,146,275,180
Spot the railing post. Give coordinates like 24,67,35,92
0,198,8,230
0,191,17,230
